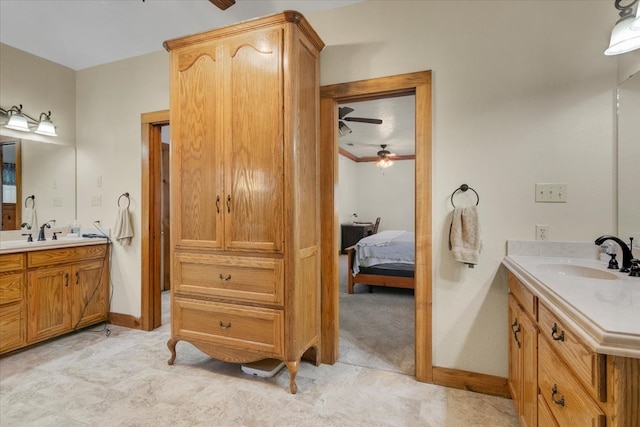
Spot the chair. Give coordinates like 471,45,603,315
372,217,381,234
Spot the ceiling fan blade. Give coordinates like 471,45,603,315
209,0,235,10
339,106,354,119
344,117,383,125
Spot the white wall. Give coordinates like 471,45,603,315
75,51,169,317
338,157,415,231
309,0,618,377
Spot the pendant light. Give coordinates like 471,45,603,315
605,0,640,55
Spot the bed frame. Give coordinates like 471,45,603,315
346,247,415,294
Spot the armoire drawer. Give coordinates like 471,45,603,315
538,336,605,427
538,302,606,401
173,298,284,357
174,253,283,305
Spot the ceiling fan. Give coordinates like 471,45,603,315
209,0,235,10
338,106,383,136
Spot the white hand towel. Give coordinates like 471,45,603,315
114,207,134,245
23,206,37,230
449,206,481,267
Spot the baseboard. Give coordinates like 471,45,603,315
432,366,510,399
108,312,142,329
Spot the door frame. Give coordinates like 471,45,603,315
141,110,169,331
319,71,433,382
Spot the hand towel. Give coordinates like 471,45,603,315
114,206,134,245
449,206,481,267
23,206,37,230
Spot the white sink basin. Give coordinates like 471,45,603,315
537,263,618,280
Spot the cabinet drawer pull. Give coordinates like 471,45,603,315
551,323,565,341
64,273,69,287
551,384,565,407
75,271,79,285
218,273,232,281
218,321,231,329
226,195,231,213
511,318,518,332
216,195,220,214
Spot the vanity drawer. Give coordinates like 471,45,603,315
508,272,537,319
0,253,26,273
174,253,283,305
538,336,605,427
539,302,606,402
0,273,25,304
28,244,108,268
0,301,26,354
173,298,284,357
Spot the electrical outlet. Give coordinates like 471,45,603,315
91,195,102,206
53,196,63,207
536,224,549,241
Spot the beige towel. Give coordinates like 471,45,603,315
23,206,37,230
114,207,134,245
449,206,481,267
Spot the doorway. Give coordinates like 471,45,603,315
319,71,433,382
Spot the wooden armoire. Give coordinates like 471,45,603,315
163,11,324,394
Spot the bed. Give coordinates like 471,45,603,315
346,230,415,294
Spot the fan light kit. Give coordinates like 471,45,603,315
338,106,382,137
376,144,394,169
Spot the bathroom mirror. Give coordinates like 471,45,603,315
617,71,639,247
0,135,76,231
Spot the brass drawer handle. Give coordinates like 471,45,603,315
551,323,565,341
551,384,565,407
218,321,231,329
218,274,232,281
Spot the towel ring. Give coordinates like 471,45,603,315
118,192,130,208
450,184,479,208
24,195,35,208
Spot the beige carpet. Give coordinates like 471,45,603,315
338,255,415,375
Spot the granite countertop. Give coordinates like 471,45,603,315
503,240,640,359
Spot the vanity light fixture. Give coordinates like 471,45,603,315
604,0,640,55
0,105,57,136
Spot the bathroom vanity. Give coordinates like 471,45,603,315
0,238,110,355
503,241,639,427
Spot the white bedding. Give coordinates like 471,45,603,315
352,231,415,275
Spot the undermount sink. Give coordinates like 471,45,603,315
536,263,618,280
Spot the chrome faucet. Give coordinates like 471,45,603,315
37,220,56,241
594,235,633,273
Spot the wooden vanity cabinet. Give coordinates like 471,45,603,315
508,272,640,427
164,11,324,394
0,244,109,355
0,253,27,354
508,275,538,427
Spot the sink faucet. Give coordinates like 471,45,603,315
37,220,56,241
594,235,633,272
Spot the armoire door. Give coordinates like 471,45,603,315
172,42,225,250
222,28,284,254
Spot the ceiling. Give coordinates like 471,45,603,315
0,0,415,159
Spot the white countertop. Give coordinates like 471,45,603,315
503,247,640,359
0,236,109,254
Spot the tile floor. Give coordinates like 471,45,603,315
0,293,518,426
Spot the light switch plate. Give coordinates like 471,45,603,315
535,183,567,203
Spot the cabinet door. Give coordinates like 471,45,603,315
0,272,26,354
27,266,72,342
72,259,108,329
508,294,522,410
171,42,225,249
520,307,538,427
223,28,284,253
